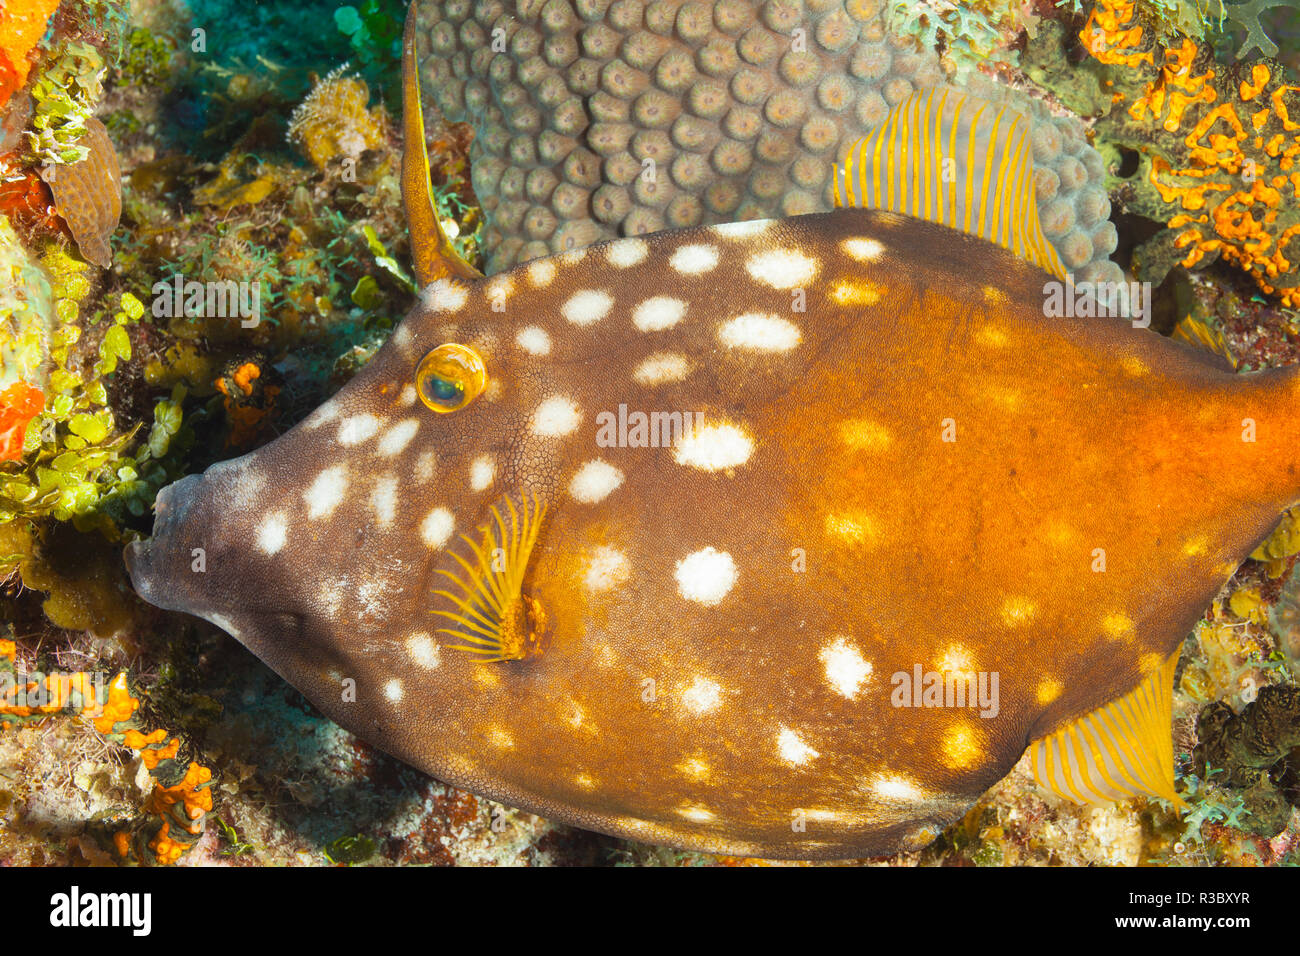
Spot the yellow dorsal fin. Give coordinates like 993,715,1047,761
1030,651,1186,809
401,5,481,286
833,87,1068,281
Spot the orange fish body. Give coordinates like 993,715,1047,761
124,7,1300,859
127,205,1300,857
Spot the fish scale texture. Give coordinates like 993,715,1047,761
416,0,1123,284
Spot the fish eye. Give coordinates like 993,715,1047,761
415,343,488,413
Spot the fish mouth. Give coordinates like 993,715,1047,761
124,473,204,610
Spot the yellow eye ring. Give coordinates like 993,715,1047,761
416,343,488,413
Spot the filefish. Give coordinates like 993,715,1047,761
125,9,1296,858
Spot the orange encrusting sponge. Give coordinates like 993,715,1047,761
1,641,215,865
1081,0,1300,307
0,0,62,110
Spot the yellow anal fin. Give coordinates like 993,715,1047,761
1030,651,1186,809
401,5,482,287
833,87,1068,282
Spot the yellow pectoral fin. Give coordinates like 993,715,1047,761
433,491,550,663
1030,651,1186,809
401,5,482,286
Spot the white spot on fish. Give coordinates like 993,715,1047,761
378,418,419,457
316,576,345,619
413,450,437,482
420,507,455,548
304,465,348,519
515,325,552,355
531,396,581,437
871,774,924,802
420,278,469,312
746,249,818,288
632,296,688,332
338,413,381,446
673,421,755,471
256,512,288,555
676,803,716,823
390,325,413,353
819,636,872,700
398,384,417,407
569,459,624,503
777,727,819,766
674,547,737,606
680,676,722,715
484,274,514,305
718,313,802,352
223,464,266,511
370,475,397,529
712,219,774,239
606,237,649,267
633,352,691,385
566,700,588,729
803,808,845,823
676,757,711,781
301,396,343,430
562,289,614,326
669,243,719,275
469,454,496,491
584,546,630,592
384,678,404,702
558,247,587,268
356,579,390,629
842,237,886,262
405,632,440,669
527,259,557,287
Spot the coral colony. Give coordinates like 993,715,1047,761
1,0,1300,867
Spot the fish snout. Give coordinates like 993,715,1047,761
125,473,209,614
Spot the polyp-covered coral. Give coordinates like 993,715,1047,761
416,0,1120,281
